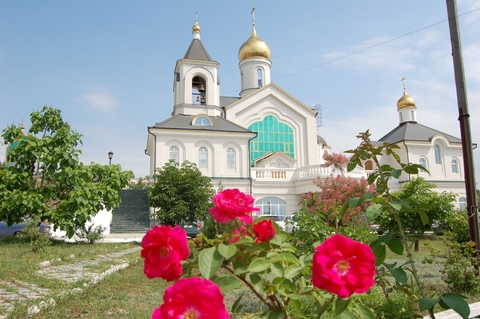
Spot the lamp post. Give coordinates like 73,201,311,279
108,151,113,165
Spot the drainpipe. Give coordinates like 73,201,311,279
248,132,258,195
402,140,411,181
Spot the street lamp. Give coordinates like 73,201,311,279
108,151,113,165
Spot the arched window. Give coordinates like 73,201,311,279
257,69,263,87
169,146,179,163
194,117,211,126
419,158,427,172
459,197,466,210
198,147,208,168
248,115,295,166
434,145,441,164
365,160,373,170
255,197,286,216
227,148,236,169
451,159,458,174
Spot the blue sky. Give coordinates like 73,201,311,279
1,1,479,184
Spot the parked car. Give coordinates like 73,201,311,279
0,220,52,238
284,215,298,234
0,221,26,237
180,221,203,238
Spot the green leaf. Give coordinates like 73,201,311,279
372,244,386,266
269,253,299,264
289,299,302,314
365,203,382,222
387,238,404,255
247,257,271,272
417,210,429,226
270,262,284,278
249,273,263,291
335,297,351,315
388,201,402,212
213,276,242,294
348,197,361,209
284,265,303,280
198,247,223,279
355,303,376,319
347,160,357,172
218,243,237,259
440,293,470,319
391,169,402,178
390,267,408,284
266,308,285,319
417,298,439,311
231,294,244,314
404,164,419,174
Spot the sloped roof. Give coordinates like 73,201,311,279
220,96,240,108
150,114,251,133
378,122,461,144
183,39,212,61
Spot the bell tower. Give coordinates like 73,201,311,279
172,13,222,117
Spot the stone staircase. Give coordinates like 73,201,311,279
110,189,151,234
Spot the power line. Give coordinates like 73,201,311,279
273,7,480,82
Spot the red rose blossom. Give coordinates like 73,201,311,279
151,277,230,319
253,219,276,244
312,234,375,298
209,188,259,224
141,225,190,281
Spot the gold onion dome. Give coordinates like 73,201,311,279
238,27,271,62
192,22,200,33
397,89,416,110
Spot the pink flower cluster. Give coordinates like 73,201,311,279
312,234,375,298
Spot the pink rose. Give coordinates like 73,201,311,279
152,277,230,319
253,219,276,244
141,225,190,281
312,234,375,298
209,189,259,224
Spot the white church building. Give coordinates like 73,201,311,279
145,15,467,218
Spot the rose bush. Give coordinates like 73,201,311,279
142,132,471,318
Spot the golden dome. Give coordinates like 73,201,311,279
238,27,271,62
192,22,200,33
397,89,416,110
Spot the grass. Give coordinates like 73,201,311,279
0,234,477,318
0,236,141,318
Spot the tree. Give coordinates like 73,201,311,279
302,152,375,227
377,177,457,236
148,160,214,226
0,106,132,237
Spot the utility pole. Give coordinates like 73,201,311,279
446,0,480,256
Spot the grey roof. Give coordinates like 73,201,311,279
184,39,212,61
317,135,328,146
378,122,462,144
151,114,252,133
220,96,240,108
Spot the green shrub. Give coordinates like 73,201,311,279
75,222,106,244
21,216,52,252
444,211,470,244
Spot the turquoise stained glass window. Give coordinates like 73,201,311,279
248,115,294,166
